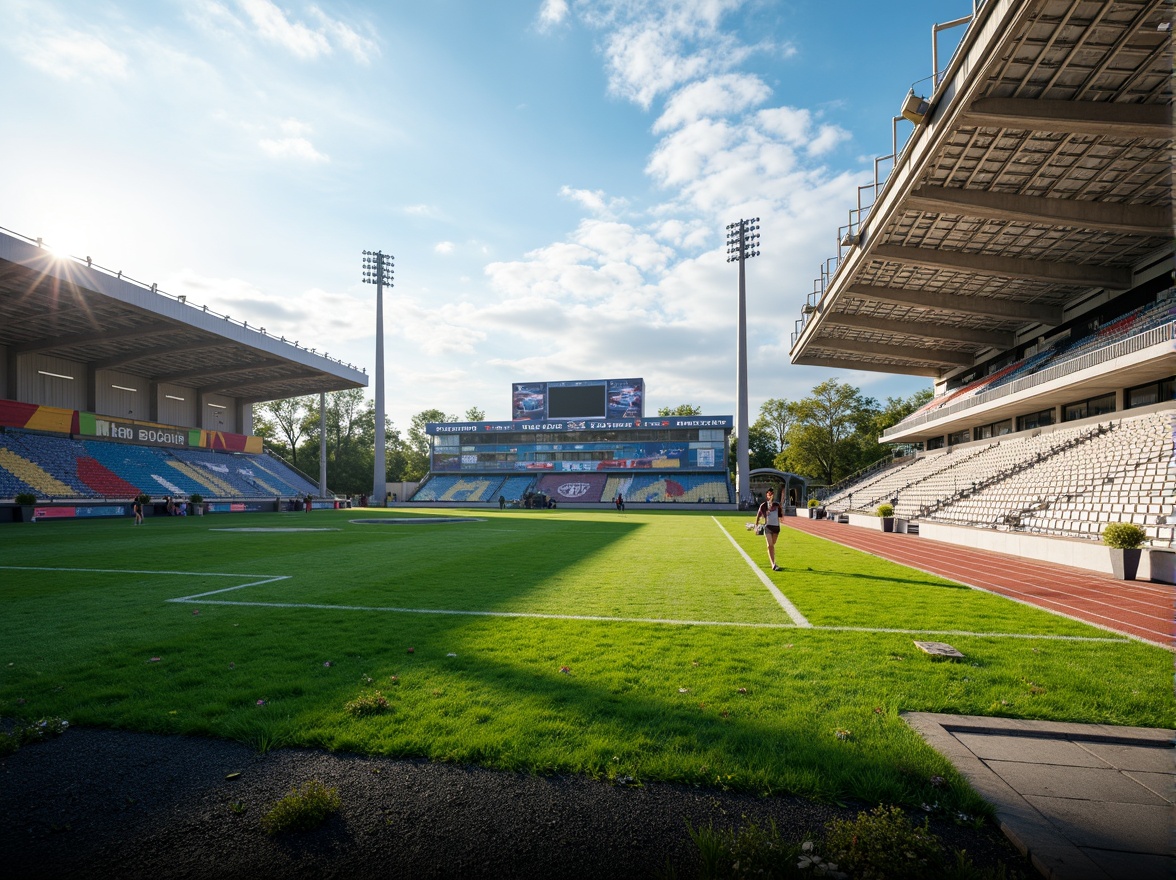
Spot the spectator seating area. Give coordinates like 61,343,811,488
0,430,319,500
823,410,1174,545
911,297,1176,420
410,472,732,504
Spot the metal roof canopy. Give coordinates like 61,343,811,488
0,228,367,406
791,0,1173,381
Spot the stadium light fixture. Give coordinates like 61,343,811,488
726,218,761,510
362,249,395,506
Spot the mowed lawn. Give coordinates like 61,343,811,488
2,508,1172,813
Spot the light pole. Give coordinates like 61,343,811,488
362,249,394,506
726,217,760,509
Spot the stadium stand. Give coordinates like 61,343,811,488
791,0,1173,573
0,429,324,503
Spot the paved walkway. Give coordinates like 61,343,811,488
782,517,1175,880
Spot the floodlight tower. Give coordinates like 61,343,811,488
362,249,394,507
726,217,760,509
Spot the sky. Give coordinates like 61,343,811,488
0,0,971,432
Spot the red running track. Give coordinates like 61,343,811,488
782,517,1175,648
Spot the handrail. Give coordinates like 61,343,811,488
883,322,1176,438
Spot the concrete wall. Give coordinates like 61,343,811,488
918,520,1163,581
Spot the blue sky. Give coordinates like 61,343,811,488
0,0,969,432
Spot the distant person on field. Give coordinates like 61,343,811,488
755,488,784,571
133,496,143,526
615,492,625,512
305,493,313,513
499,494,506,510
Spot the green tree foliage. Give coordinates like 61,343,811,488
657,404,702,416
464,406,486,421
728,422,777,483
779,379,877,486
254,395,316,467
753,397,795,458
404,408,454,481
257,391,408,495
776,381,932,486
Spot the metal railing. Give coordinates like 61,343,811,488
882,322,1175,437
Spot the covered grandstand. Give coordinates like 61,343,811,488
790,0,1174,571
0,226,365,520
414,415,735,506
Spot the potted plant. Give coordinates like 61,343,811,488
875,502,895,533
189,494,205,516
14,492,36,523
1102,522,1146,581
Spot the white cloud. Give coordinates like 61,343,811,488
404,204,445,219
536,0,569,32
558,185,629,217
653,73,769,132
234,0,378,63
16,30,129,81
434,241,455,254
258,136,329,162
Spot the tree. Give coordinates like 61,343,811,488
753,397,795,458
657,404,702,416
728,421,776,484
465,406,486,421
404,408,453,481
780,379,878,485
255,396,315,467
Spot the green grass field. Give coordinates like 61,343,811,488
2,508,1172,815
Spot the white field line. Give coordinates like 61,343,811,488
711,517,811,627
158,597,1129,640
0,565,1130,643
0,565,283,578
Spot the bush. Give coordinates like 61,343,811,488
345,690,389,717
189,494,204,504
808,499,820,508
824,805,941,879
260,780,341,833
14,493,36,505
875,503,895,518
1101,522,1146,549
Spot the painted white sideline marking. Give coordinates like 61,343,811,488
711,517,811,627
0,566,1129,642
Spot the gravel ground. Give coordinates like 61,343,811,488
1,728,1029,879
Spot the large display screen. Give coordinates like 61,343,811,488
512,378,644,421
547,383,606,419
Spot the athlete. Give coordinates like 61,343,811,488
754,488,784,571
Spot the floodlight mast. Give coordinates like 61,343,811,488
362,249,394,506
726,218,760,509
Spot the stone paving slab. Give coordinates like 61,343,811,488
903,712,1176,880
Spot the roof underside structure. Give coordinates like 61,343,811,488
0,228,366,405
790,0,1173,395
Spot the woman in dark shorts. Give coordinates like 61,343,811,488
754,488,784,571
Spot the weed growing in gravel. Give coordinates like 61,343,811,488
0,717,69,757
686,807,1026,880
260,780,341,834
